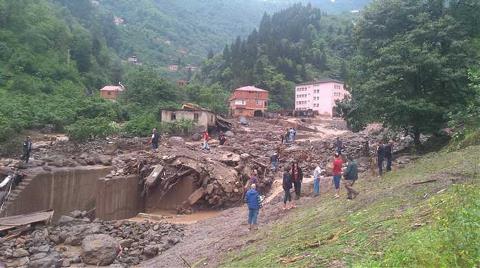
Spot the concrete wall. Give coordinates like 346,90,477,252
96,175,142,221
145,175,196,212
3,166,111,220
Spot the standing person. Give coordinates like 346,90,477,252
289,128,295,143
292,128,297,142
377,141,385,176
270,152,279,172
280,133,284,144
219,131,226,145
291,162,303,200
344,155,359,199
332,152,343,198
282,167,294,209
22,136,32,164
313,164,323,197
334,137,343,155
385,140,393,172
150,128,160,151
245,183,261,231
202,129,210,151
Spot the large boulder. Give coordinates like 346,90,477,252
81,234,120,266
28,252,61,268
168,136,186,146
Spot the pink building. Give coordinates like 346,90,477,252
295,79,349,117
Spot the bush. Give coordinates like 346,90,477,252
123,113,159,137
65,117,117,142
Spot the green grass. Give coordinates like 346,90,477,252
221,146,480,267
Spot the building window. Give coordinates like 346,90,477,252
334,84,341,90
194,113,199,123
107,91,111,95
334,92,342,97
171,112,176,121
234,100,245,105
256,100,263,106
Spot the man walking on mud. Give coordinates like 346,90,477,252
245,183,261,231
202,129,210,151
344,155,359,199
22,136,32,164
270,152,279,172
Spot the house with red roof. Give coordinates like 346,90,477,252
100,83,125,101
229,86,269,117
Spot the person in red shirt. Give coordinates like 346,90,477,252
332,152,343,198
202,130,210,151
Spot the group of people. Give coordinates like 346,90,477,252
149,128,227,153
281,128,297,144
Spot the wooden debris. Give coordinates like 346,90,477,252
187,188,205,206
0,210,53,232
412,179,437,185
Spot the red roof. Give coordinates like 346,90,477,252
234,86,268,92
100,85,124,92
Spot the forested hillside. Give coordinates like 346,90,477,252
197,4,355,109
0,0,125,146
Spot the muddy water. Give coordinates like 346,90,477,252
130,210,222,225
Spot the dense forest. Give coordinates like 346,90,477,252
197,4,355,109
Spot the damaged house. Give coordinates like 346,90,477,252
159,103,231,131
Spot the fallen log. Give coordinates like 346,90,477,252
412,179,437,185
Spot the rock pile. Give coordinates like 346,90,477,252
0,211,184,267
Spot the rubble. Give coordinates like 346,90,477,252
0,210,184,267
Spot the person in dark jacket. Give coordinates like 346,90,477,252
385,140,393,172
22,136,32,163
334,137,344,155
291,162,303,200
377,141,385,176
282,167,294,209
219,132,226,145
245,183,261,230
344,155,359,199
150,128,160,151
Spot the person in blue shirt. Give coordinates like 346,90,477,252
245,183,261,231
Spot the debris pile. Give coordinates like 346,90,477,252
0,210,184,267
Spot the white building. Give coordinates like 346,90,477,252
295,79,349,117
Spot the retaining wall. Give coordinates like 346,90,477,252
3,166,111,220
96,175,142,220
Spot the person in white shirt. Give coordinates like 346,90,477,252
313,164,323,197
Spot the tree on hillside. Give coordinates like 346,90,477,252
347,0,477,145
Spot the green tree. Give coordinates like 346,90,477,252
348,0,476,145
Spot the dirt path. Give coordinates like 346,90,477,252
140,176,333,268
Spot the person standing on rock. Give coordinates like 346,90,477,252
332,152,343,198
282,166,294,209
344,155,359,199
270,152,279,172
385,140,393,172
377,141,385,176
22,136,32,163
219,131,226,146
334,137,344,155
313,164,323,197
245,183,261,230
291,162,303,200
150,128,160,151
202,129,210,151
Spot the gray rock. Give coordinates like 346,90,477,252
224,131,234,137
81,234,120,266
69,210,83,219
191,133,202,141
119,239,134,249
64,235,82,246
168,136,185,146
28,252,61,268
142,246,159,258
57,216,75,225
12,248,30,258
